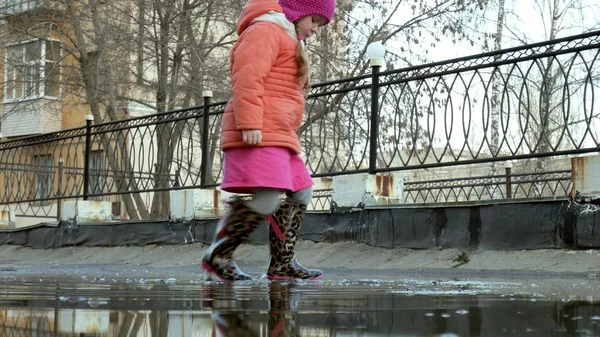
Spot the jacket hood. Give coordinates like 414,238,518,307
237,0,284,36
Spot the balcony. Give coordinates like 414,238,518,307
1,99,62,137
2,39,63,137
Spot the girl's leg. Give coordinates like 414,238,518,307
266,186,323,281
289,186,313,207
246,188,282,215
201,188,282,281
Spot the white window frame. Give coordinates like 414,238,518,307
3,38,62,103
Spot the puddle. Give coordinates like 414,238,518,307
0,279,599,336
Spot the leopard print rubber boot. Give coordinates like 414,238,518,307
267,199,323,281
201,198,265,281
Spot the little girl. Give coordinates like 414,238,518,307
201,0,336,281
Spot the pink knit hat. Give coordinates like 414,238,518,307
278,0,336,25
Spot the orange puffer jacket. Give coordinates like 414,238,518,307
220,0,305,154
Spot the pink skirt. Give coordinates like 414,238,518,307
220,147,313,194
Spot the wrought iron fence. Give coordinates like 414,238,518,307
403,169,573,204
309,189,334,212
300,169,573,209
1,30,599,214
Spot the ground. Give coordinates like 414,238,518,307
2,242,598,336
1,241,598,296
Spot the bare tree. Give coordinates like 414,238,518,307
503,0,600,172
302,0,487,174
94,0,241,218
455,0,600,198
0,0,240,219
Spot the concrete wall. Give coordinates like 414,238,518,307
2,198,598,250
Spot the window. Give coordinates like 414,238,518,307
33,154,53,199
4,39,61,101
89,150,105,200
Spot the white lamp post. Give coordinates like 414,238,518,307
367,41,386,174
83,114,94,200
201,89,213,186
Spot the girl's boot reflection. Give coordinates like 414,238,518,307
204,283,259,337
203,282,299,336
268,282,299,337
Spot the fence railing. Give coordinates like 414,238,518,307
1,30,599,212
0,166,574,217
307,169,572,210
402,169,573,204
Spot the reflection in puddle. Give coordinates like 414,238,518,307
0,280,598,336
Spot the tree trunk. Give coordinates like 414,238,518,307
136,0,145,85
489,0,506,198
150,3,174,218
490,0,505,171
535,0,560,174
66,0,146,219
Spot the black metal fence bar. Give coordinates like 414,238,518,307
403,170,572,203
303,169,572,208
378,29,600,84
371,30,600,172
0,131,86,205
1,30,599,207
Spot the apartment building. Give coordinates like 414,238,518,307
0,0,158,225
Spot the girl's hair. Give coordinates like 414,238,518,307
294,23,310,90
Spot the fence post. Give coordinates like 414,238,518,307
367,42,385,174
57,157,63,221
83,115,93,200
505,161,513,198
200,90,213,187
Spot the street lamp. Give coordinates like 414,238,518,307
367,41,386,174
200,89,213,187
367,41,386,67
83,114,94,200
